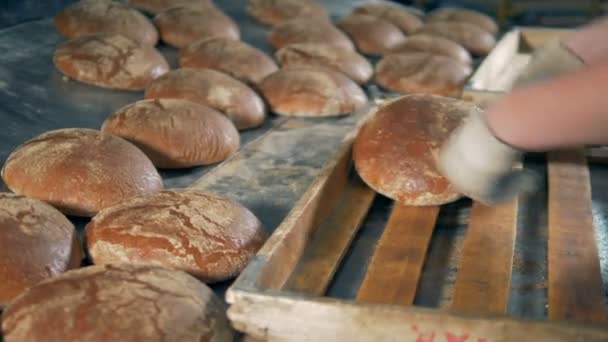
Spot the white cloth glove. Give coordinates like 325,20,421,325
514,38,584,88
438,112,536,204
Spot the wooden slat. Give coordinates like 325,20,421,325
356,205,439,305
228,291,608,342
284,177,376,295
548,150,606,323
451,199,518,315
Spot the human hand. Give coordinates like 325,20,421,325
438,112,536,204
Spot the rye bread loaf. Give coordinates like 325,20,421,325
53,34,169,90
389,33,473,65
179,37,278,85
353,2,423,34
247,0,328,26
145,68,266,130
416,21,496,56
269,17,355,51
375,52,472,97
127,0,213,14
427,7,498,35
1,264,234,341
275,43,373,84
353,94,480,205
86,190,265,283
1,128,163,217
101,99,240,169
337,14,407,55
0,193,81,307
54,0,158,46
258,66,367,117
154,5,240,48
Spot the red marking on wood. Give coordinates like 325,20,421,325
446,333,469,342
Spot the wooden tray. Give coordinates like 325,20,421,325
226,124,608,340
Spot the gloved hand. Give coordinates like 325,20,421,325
513,38,584,88
438,112,536,204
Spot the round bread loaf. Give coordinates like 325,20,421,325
54,0,158,46
352,3,423,34
53,34,169,90
337,14,407,55
1,264,234,341
101,99,240,169
427,7,498,35
416,21,496,56
390,34,473,65
275,43,373,84
154,5,240,48
259,66,367,117
127,0,213,14
375,53,472,97
354,94,479,205
0,193,81,307
179,37,278,85
145,68,266,130
86,190,265,283
247,0,328,26
1,128,163,217
269,17,355,51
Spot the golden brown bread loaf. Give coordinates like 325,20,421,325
86,190,265,283
427,7,498,35
416,21,496,56
337,14,407,55
247,0,328,26
154,5,240,48
269,17,355,51
145,68,266,130
275,43,373,84
54,0,158,46
352,3,423,34
1,128,163,217
1,264,234,341
354,94,479,205
375,52,472,97
179,37,278,85
390,33,473,65
53,34,169,90
101,99,240,169
127,0,213,14
259,66,367,117
0,193,81,307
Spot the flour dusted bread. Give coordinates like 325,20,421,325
0,193,80,306
87,190,265,283
1,128,163,217
269,17,355,51
375,53,472,97
337,14,407,55
427,7,498,35
390,34,472,65
102,99,240,168
180,37,278,85
354,94,479,205
1,264,233,341
127,0,213,14
417,21,496,56
276,43,373,84
53,34,169,90
247,0,328,26
353,3,423,34
145,68,266,129
154,5,239,48
259,66,367,117
54,0,158,45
